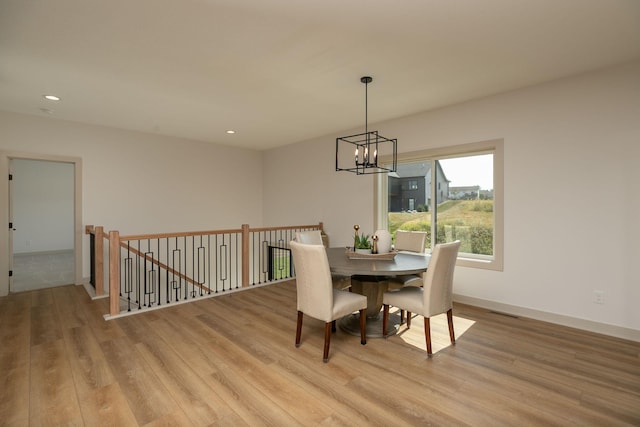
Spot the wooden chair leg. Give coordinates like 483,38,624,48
400,310,405,324
323,322,332,362
359,309,367,345
406,311,412,328
447,308,456,344
424,317,432,356
295,311,303,347
382,304,389,337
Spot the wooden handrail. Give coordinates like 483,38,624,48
248,223,323,233
119,223,322,242
120,228,243,242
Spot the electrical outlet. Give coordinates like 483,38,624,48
593,290,604,304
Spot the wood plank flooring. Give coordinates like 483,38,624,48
1,282,639,426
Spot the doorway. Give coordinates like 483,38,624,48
0,152,83,296
10,159,75,292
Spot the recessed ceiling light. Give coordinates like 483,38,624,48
43,94,61,101
226,130,236,134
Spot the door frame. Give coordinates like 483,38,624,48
0,151,83,296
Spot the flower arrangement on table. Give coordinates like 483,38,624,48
348,225,396,259
354,233,372,253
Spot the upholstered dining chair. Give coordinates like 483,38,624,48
295,229,324,245
382,240,461,356
290,241,367,362
388,230,428,322
394,230,427,253
389,230,428,288
295,230,351,290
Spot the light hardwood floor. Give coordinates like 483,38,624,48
1,281,639,426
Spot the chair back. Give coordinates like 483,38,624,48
295,230,323,245
422,240,460,316
395,230,427,253
290,241,334,321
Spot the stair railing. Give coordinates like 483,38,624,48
86,223,324,317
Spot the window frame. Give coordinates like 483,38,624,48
374,139,504,271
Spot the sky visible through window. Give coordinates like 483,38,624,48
439,154,493,190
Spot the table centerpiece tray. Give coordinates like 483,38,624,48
345,248,398,260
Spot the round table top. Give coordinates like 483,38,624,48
326,247,430,277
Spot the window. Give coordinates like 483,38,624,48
409,180,418,190
375,139,503,271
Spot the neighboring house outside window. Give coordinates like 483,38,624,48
375,139,503,271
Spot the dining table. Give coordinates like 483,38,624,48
326,247,430,337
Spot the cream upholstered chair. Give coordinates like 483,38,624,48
290,241,367,362
382,240,460,356
295,230,324,245
394,230,427,253
389,230,428,288
295,230,351,290
388,230,428,322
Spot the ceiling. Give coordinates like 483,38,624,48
1,0,639,151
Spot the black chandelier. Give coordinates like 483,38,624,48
335,76,397,175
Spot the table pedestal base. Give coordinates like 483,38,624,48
339,311,402,338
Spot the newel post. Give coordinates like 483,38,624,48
94,226,104,296
241,224,250,288
109,230,120,316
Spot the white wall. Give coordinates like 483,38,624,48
263,60,640,336
0,113,264,295
12,159,74,253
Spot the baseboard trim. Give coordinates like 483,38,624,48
453,294,640,343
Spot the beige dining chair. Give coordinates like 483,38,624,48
389,230,427,288
290,241,367,362
388,230,428,322
295,230,351,290
295,230,324,245
394,230,427,253
382,240,461,356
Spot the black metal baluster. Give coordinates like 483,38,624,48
234,232,239,289
145,248,156,307
136,240,141,309
182,236,187,300
89,232,95,288
197,235,205,296
124,243,133,311
207,234,212,294
172,241,180,302
157,238,161,306
252,232,257,285
220,234,228,291
214,234,218,293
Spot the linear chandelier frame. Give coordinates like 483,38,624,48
336,76,398,175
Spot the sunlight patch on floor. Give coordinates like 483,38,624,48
395,312,476,354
